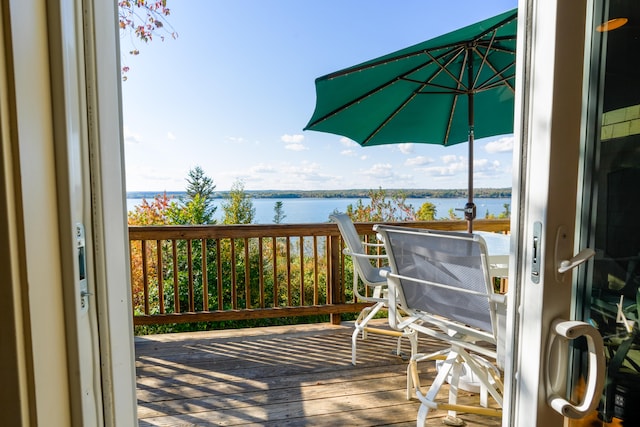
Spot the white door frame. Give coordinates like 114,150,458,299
82,0,139,424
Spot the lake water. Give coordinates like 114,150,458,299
126,197,511,224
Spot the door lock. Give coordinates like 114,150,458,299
531,221,542,283
77,223,89,313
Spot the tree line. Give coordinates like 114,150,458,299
127,187,511,201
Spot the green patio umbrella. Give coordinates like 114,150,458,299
304,9,517,232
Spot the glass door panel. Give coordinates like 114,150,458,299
578,0,640,424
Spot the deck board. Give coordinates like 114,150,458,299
136,320,502,426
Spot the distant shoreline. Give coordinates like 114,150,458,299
126,188,512,200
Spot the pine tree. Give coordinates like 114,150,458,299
273,201,286,224
178,166,217,224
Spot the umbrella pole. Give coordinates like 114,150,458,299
465,59,476,233
466,127,475,233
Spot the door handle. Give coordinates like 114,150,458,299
557,248,595,274
545,319,605,419
554,225,595,281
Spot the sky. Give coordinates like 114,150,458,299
121,0,518,193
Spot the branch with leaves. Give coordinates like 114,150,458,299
118,1,178,79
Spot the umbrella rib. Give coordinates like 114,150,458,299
477,71,516,92
471,30,498,89
472,48,516,93
408,84,467,95
477,38,517,55
468,18,517,92
466,11,517,51
405,43,515,95
477,78,515,92
443,48,470,144
360,93,419,146
423,48,469,92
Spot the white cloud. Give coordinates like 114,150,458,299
340,137,359,147
341,149,357,156
474,158,491,168
420,155,467,178
167,131,176,141
405,155,434,167
360,155,368,161
484,136,514,153
397,143,414,154
281,134,305,143
473,158,503,177
285,143,309,151
282,134,308,151
442,154,462,164
123,126,143,144
246,161,342,190
226,136,247,144
358,162,416,186
250,163,277,174
361,163,395,179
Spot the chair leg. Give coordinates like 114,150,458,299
408,329,418,359
444,360,463,425
351,301,386,365
395,335,403,357
412,349,478,426
425,352,457,402
351,327,360,365
406,361,415,400
480,381,488,408
417,404,430,427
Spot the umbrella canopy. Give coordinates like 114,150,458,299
304,8,517,232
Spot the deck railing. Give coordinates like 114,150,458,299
129,219,510,326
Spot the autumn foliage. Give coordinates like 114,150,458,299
118,1,177,78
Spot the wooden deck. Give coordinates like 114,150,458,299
135,320,503,426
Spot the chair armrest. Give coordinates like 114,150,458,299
343,248,388,260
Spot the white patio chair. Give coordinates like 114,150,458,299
330,214,417,365
374,224,507,426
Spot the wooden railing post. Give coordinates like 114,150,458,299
328,233,342,325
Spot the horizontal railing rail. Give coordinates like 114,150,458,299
129,219,510,326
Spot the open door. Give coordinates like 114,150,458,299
1,0,136,425
505,0,639,424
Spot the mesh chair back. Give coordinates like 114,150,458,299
379,226,494,334
330,214,385,285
